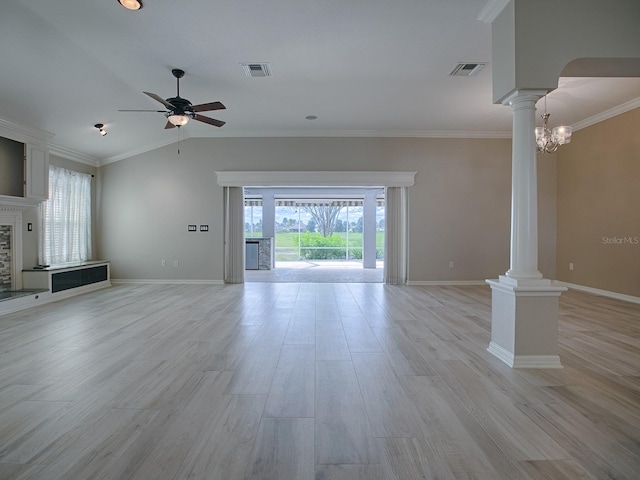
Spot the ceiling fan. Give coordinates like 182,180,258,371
119,69,226,129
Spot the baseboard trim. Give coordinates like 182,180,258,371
554,281,640,305
0,282,111,316
406,280,488,286
111,279,225,285
487,342,563,369
487,342,513,366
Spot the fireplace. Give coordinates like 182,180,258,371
0,224,12,292
0,207,24,293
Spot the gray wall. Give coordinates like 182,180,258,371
97,136,557,283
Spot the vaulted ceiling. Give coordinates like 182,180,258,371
2,0,639,164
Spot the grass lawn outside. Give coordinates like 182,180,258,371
271,232,384,261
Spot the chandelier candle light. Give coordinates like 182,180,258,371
535,96,572,154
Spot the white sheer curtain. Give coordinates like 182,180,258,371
384,186,408,284
224,186,245,283
39,166,92,265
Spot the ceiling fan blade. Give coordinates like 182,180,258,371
193,114,225,127
191,101,226,112
164,120,176,129
144,91,175,110
118,109,167,112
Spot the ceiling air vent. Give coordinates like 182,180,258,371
449,63,486,77
241,63,272,77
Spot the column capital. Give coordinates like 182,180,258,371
502,89,548,107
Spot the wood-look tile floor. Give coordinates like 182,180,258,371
245,261,384,283
0,283,638,479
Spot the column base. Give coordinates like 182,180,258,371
487,342,563,368
486,276,567,368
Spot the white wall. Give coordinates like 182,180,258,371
97,136,557,282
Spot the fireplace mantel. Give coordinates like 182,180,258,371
0,195,43,209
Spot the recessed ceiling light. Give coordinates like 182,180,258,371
305,115,318,120
118,0,143,11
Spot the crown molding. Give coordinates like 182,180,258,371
191,129,513,139
98,129,512,165
0,118,54,145
49,143,100,167
99,133,192,166
571,97,640,132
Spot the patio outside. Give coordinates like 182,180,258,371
245,200,385,283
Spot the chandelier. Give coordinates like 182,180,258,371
535,96,572,154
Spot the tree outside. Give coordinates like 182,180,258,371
303,205,341,237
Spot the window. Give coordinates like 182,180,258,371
39,166,92,265
244,202,263,238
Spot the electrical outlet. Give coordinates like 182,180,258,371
449,261,454,269
173,260,179,267
569,262,573,271
161,259,166,267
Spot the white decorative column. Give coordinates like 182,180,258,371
486,89,566,369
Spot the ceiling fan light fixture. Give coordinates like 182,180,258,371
122,69,225,130
167,114,189,126
118,0,143,11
